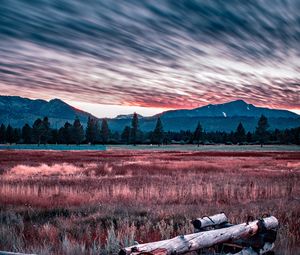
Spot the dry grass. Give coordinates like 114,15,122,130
0,150,299,254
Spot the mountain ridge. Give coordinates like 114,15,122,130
155,99,298,119
0,95,299,132
0,95,95,128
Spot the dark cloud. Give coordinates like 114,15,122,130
0,0,299,110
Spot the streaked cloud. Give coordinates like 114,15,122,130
0,0,299,112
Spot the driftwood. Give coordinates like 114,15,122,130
191,213,228,230
119,216,278,255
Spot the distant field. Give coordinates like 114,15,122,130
108,144,300,151
0,144,299,152
0,144,106,151
0,150,299,254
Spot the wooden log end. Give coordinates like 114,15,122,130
192,213,228,230
261,216,279,230
119,249,127,255
191,218,202,229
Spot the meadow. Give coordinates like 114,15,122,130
0,148,299,254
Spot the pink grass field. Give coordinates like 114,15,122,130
0,150,299,254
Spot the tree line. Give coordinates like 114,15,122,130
0,114,299,146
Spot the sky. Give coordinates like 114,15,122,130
0,0,300,117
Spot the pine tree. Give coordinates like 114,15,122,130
152,117,164,146
6,124,14,144
164,131,172,145
13,128,21,143
58,127,65,144
22,124,32,144
121,126,131,144
95,120,101,143
51,129,59,144
111,131,120,143
235,122,246,144
255,115,269,147
32,118,44,145
131,112,139,146
0,124,6,143
273,129,281,143
63,122,72,145
41,117,51,144
72,117,84,145
246,131,252,143
100,118,110,144
32,117,50,145
193,122,203,146
86,116,96,144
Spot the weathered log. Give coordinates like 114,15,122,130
191,213,228,230
119,216,278,255
232,229,277,250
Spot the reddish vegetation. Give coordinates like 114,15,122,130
0,150,299,254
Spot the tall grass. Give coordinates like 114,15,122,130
0,150,299,254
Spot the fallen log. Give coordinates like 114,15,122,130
119,216,278,255
232,229,277,250
191,213,228,230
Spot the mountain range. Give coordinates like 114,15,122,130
0,96,95,129
0,96,299,132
